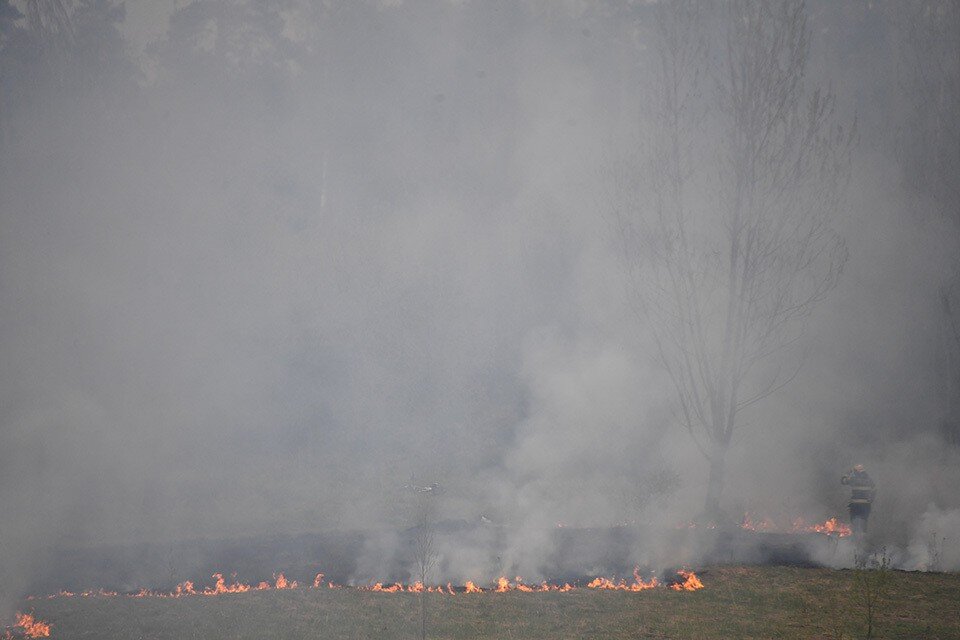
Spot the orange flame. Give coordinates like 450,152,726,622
741,513,852,537
80,589,118,597
740,513,778,532
670,570,704,591
463,581,482,593
204,573,251,595
29,566,704,601
273,573,298,589
514,578,534,593
365,581,460,594
586,568,659,591
807,517,852,537
14,613,51,638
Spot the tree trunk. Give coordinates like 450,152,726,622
703,442,728,520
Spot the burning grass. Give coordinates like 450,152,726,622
739,514,853,537
8,566,959,639
24,568,700,599
2,613,51,639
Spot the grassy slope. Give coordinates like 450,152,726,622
16,566,960,640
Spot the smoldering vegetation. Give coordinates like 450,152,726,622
1,0,959,616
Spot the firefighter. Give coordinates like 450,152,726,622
841,464,875,537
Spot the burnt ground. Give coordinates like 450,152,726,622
23,522,841,596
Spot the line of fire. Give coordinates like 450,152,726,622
4,511,857,638
5,571,705,639
3,0,960,637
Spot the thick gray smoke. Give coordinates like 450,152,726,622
1,0,959,617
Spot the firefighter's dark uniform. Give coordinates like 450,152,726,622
841,468,875,536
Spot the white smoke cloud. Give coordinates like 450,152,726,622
905,505,960,572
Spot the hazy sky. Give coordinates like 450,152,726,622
123,0,174,48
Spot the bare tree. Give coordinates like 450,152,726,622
610,0,854,519
412,494,439,583
24,0,72,40
25,0,72,78
893,0,960,446
17,0,73,110
894,1,960,218
411,492,438,640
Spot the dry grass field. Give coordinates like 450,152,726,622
9,566,960,639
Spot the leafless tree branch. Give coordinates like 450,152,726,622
608,0,852,517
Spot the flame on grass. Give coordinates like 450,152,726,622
487,577,574,593
587,567,659,591
804,517,852,537
3,613,52,639
32,567,702,599
112,572,298,599
366,582,457,594
670,570,704,591
740,513,852,537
